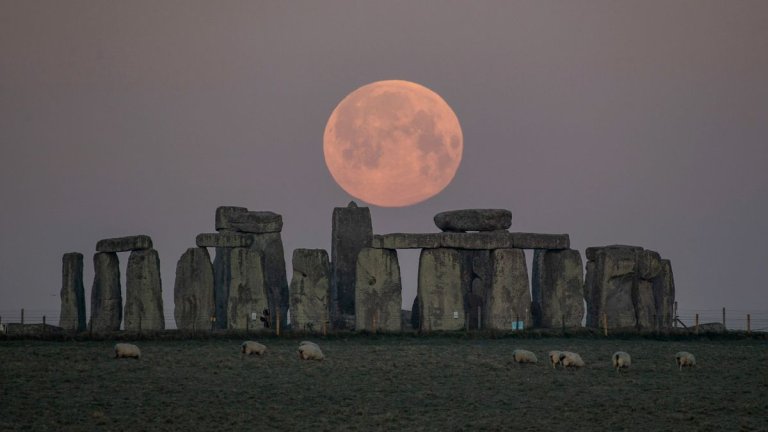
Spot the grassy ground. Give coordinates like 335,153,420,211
1,335,766,431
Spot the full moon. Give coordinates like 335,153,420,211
323,80,463,207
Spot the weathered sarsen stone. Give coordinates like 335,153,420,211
418,248,464,331
654,259,675,329
531,249,584,328
196,233,254,248
331,201,372,326
487,249,531,330
229,211,283,234
215,206,248,231
96,235,153,253
250,231,289,329
459,250,491,330
124,249,165,331
60,252,86,332
174,247,215,330
371,232,569,250
289,249,330,331
355,248,402,332
90,252,122,332
213,247,233,329
226,248,269,330
434,209,512,232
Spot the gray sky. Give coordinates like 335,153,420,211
1,1,767,324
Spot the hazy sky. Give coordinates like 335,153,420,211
2,1,767,325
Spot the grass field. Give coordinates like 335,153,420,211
1,335,766,431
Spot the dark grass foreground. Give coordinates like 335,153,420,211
1,337,766,431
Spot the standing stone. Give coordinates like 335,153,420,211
226,248,269,330
531,249,584,328
355,248,402,332
174,247,215,331
331,201,373,327
60,252,86,332
654,260,675,328
90,252,122,332
124,249,165,331
635,250,662,329
418,248,465,331
459,250,491,330
289,249,331,331
411,296,421,330
213,247,233,329
250,232,289,329
487,249,531,330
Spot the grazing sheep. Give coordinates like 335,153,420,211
297,341,324,361
241,341,267,356
512,349,538,364
559,351,585,368
548,350,563,369
114,343,141,360
612,351,631,373
675,351,696,370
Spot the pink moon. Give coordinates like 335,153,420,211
323,80,463,207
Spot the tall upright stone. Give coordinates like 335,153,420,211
213,247,233,329
418,248,464,331
124,249,165,331
289,249,331,330
60,252,86,331
459,250,491,330
90,252,122,332
226,248,268,330
355,248,402,332
250,232,289,329
531,249,584,328
331,201,373,327
487,249,531,330
584,245,674,330
174,247,215,330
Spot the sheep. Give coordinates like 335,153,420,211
548,350,563,369
675,351,696,370
114,343,141,360
612,351,631,373
241,341,267,356
559,351,585,368
511,349,538,364
297,341,324,361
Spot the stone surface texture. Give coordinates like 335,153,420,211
215,206,248,231
90,252,122,332
174,247,215,330
289,249,331,330
124,249,165,331
96,235,153,253
355,248,402,332
531,249,584,328
59,252,86,331
331,201,373,327
434,209,512,232
371,232,569,250
226,248,269,330
213,247,232,329
229,211,283,234
487,249,531,330
584,245,675,330
196,233,254,248
459,250,491,330
250,231,289,328
417,248,465,331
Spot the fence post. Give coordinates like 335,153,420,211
276,310,281,336
673,302,678,327
43,315,46,333
21,308,24,325
322,321,327,337
747,314,751,334
722,307,726,329
138,316,142,333
477,306,481,330
695,313,699,335
603,312,608,336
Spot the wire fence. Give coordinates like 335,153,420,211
1,307,767,335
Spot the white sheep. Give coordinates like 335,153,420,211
548,350,563,369
559,351,585,368
114,343,141,359
512,349,538,364
675,351,696,370
612,351,631,373
241,341,267,356
297,341,324,361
